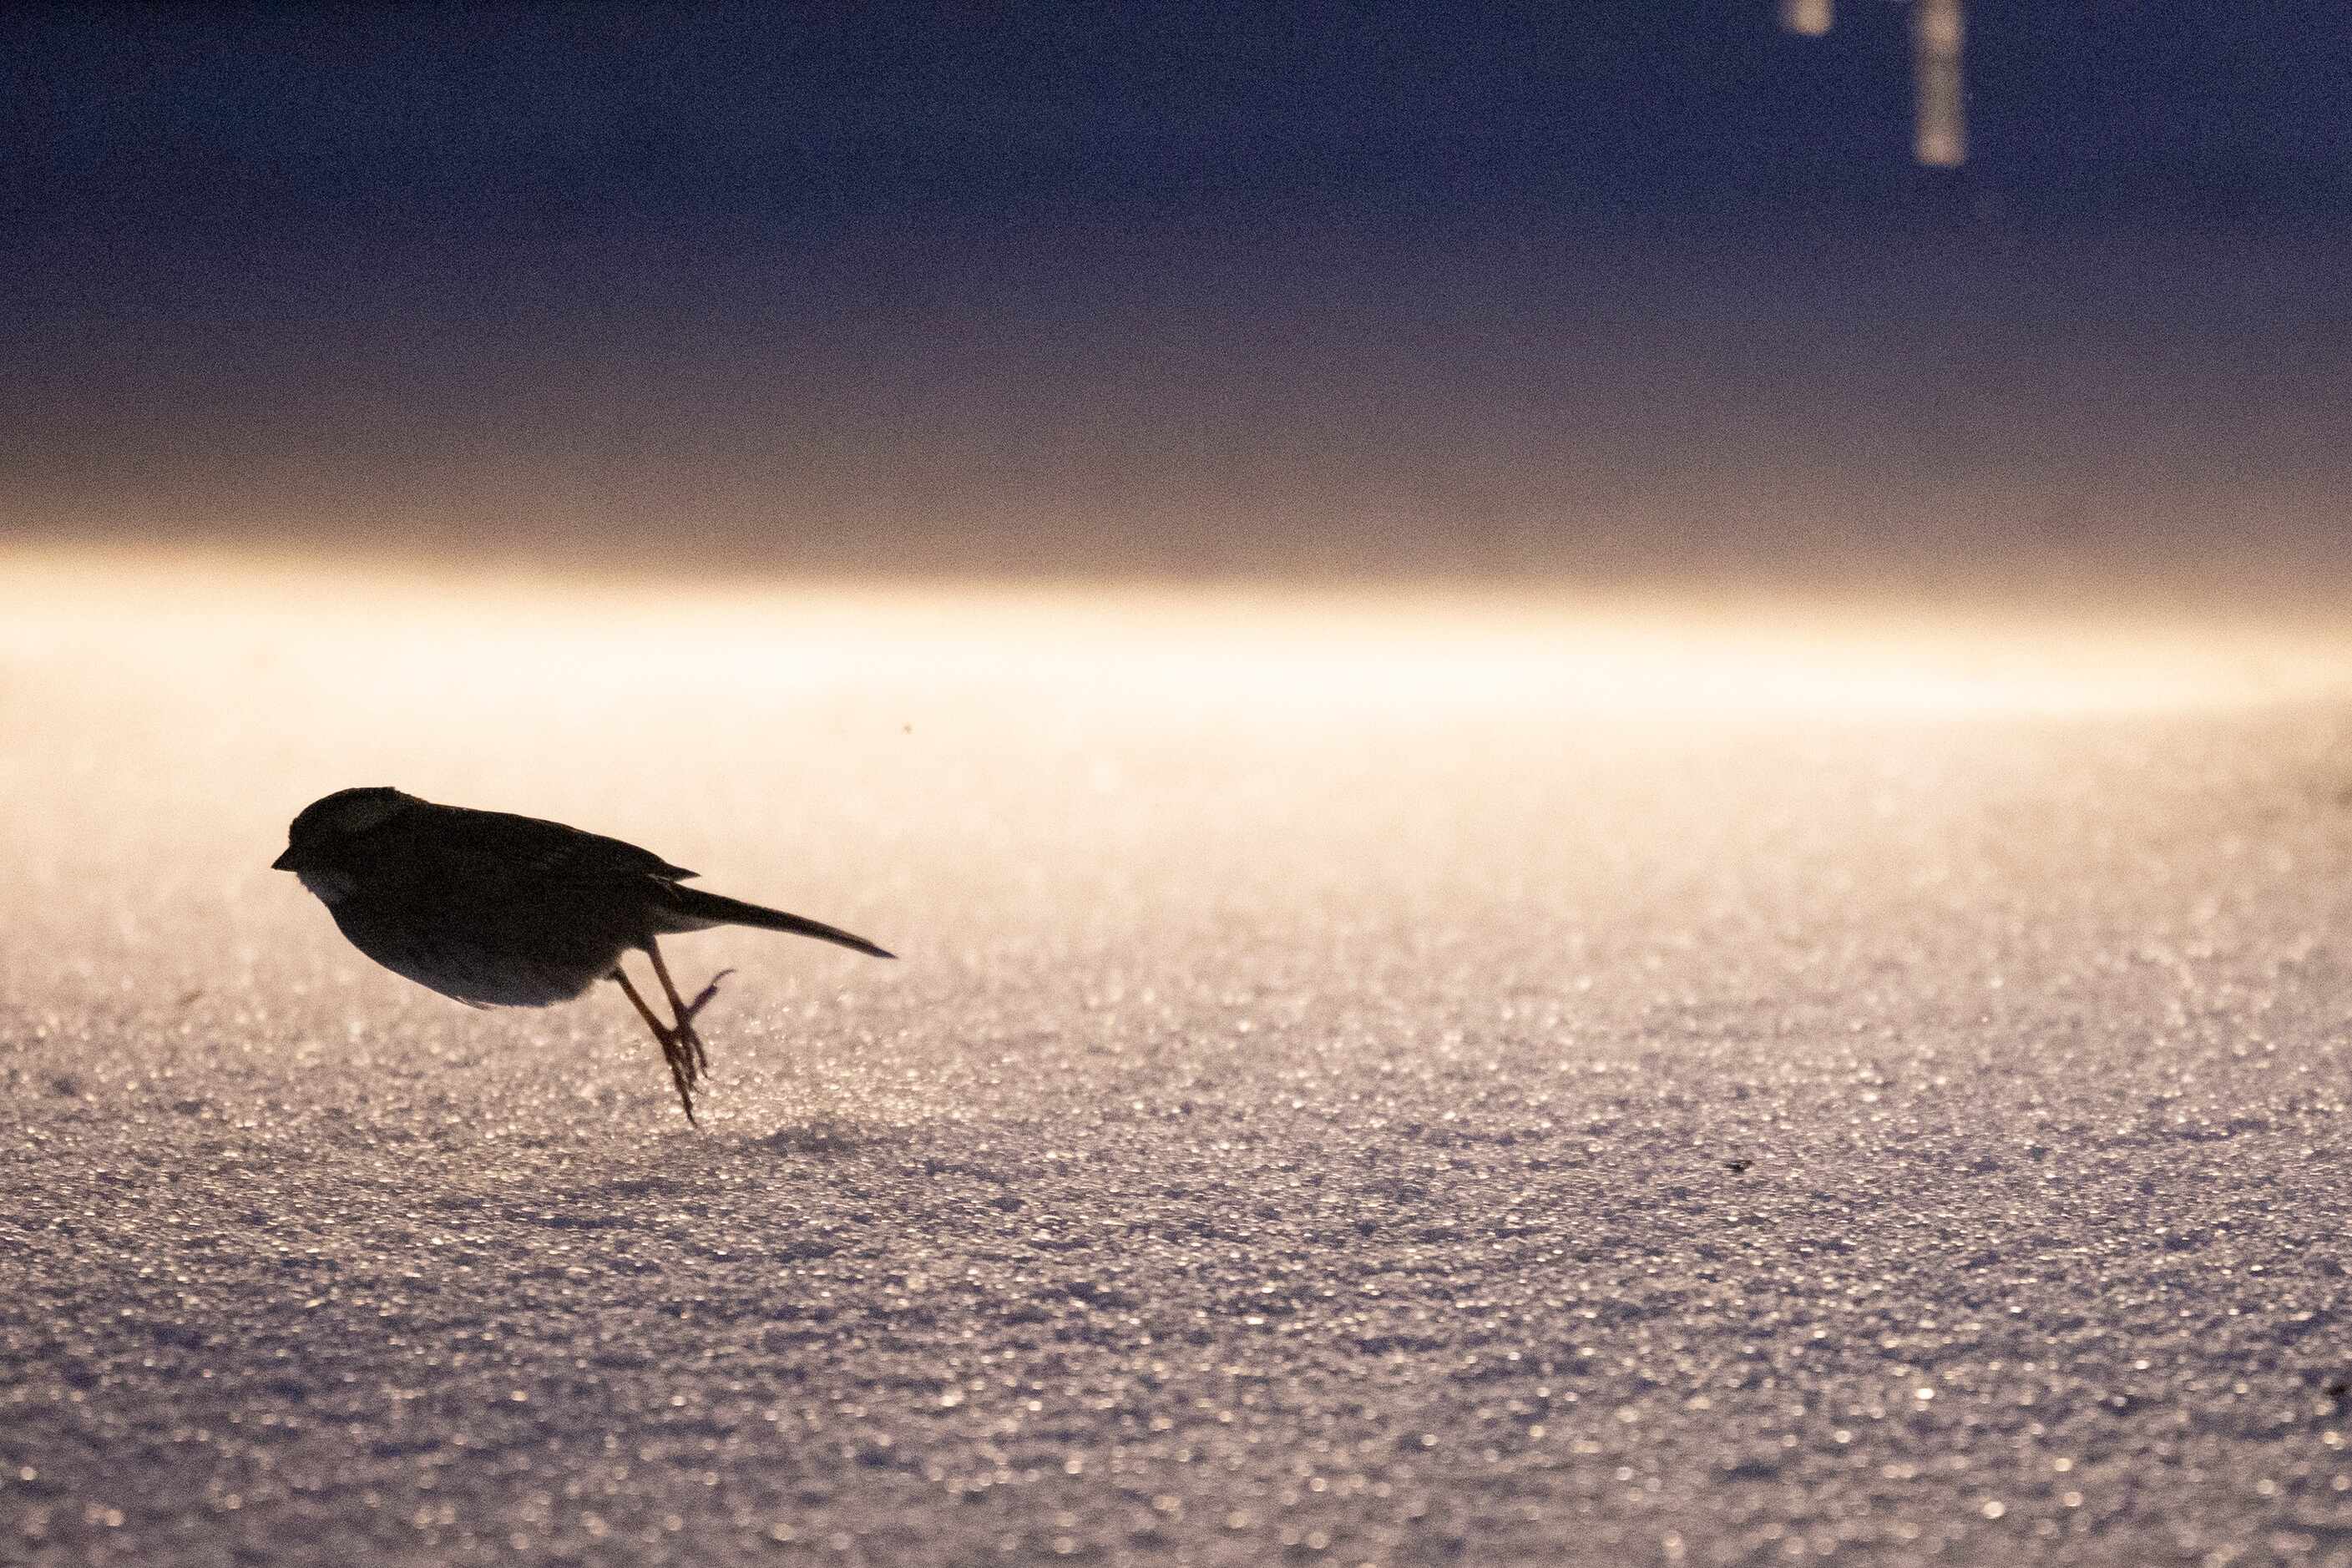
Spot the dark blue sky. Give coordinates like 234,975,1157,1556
8,3,2345,253
6,4,2347,587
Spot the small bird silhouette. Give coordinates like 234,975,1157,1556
273,787,893,1123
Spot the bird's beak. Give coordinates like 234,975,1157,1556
271,848,296,871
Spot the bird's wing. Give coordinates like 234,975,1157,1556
449,807,696,884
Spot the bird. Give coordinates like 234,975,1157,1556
272,787,893,1124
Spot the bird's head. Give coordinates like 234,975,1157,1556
272,787,416,902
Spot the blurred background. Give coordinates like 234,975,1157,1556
6,1,2345,603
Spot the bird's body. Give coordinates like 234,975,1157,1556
273,787,892,1121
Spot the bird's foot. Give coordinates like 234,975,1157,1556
660,1035,699,1125
609,962,706,1127
672,969,733,1077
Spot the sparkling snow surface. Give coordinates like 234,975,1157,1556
8,553,2352,1566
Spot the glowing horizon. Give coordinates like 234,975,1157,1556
10,540,2351,723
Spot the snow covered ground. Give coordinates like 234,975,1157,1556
8,549,2352,1565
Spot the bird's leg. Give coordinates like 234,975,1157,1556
645,938,730,1080
611,964,697,1125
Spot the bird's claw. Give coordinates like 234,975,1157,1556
670,969,731,1079
684,969,735,1022
615,956,736,1127
652,1023,700,1124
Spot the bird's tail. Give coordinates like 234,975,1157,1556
654,884,895,959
